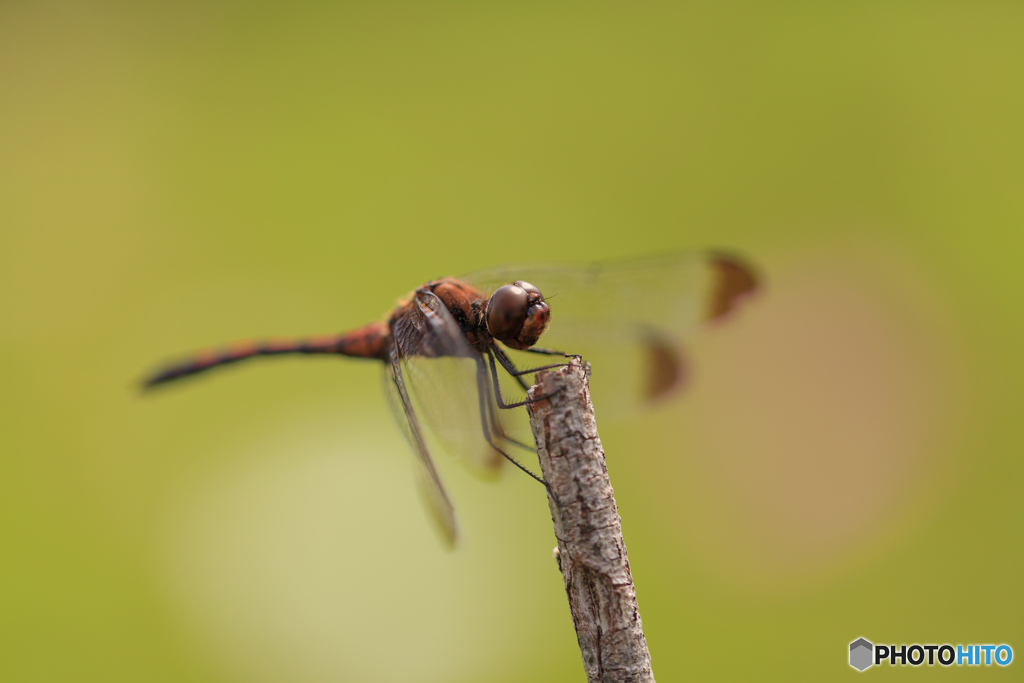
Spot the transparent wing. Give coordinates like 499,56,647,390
461,250,758,339
499,328,690,418
461,250,759,414
381,340,459,547
393,290,508,476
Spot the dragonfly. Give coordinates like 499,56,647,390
143,250,758,545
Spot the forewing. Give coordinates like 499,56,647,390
462,251,759,413
381,344,459,547
393,291,505,476
462,250,757,338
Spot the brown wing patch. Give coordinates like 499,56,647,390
643,337,688,402
708,255,760,321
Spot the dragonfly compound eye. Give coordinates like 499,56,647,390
516,281,541,297
486,282,550,349
487,284,529,344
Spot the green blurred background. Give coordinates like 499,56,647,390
2,2,1022,680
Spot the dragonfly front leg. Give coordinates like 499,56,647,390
520,345,577,358
492,344,566,380
496,345,532,393
488,351,564,409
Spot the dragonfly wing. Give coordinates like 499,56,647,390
461,250,758,338
393,290,507,476
506,325,690,418
462,251,759,413
381,340,459,547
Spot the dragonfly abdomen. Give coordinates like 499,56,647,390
142,322,390,388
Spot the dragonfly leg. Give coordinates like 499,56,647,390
492,344,566,379
500,432,536,452
488,351,564,409
492,345,531,392
483,374,540,454
520,346,577,358
479,360,536,453
474,358,547,488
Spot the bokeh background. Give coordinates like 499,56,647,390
2,2,1022,680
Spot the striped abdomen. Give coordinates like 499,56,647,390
143,321,390,388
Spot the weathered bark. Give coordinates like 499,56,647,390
527,358,655,683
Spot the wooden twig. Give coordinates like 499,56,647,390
527,358,655,683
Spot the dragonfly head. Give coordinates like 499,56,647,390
485,281,550,350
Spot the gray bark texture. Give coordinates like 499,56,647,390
527,358,655,683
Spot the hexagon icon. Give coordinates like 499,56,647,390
850,638,873,671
